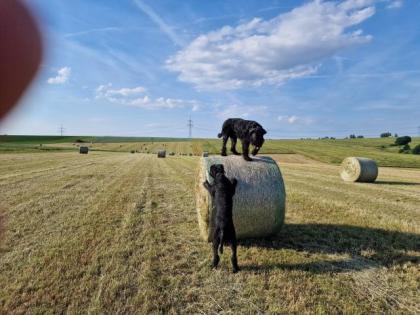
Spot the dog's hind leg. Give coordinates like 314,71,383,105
230,238,239,273
221,135,228,156
230,136,240,155
211,232,220,268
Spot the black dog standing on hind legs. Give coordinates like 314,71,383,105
218,118,267,161
203,164,239,273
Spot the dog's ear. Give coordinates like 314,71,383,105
209,165,217,178
218,164,225,174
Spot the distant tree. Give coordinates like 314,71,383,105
357,135,364,138
395,136,412,146
380,132,392,138
349,134,356,139
330,137,336,140
394,133,398,137
412,144,420,155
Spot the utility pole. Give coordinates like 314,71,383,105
187,116,193,139
59,124,65,136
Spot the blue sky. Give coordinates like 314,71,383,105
1,0,419,138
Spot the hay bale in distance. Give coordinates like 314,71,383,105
202,151,209,157
79,146,89,154
157,150,166,158
196,155,286,241
340,157,378,182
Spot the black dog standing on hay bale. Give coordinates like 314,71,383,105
218,118,267,161
203,164,239,273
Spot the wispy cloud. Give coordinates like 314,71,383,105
133,0,185,46
166,0,376,90
386,0,403,9
47,67,71,84
99,85,147,97
216,104,267,120
278,115,313,125
95,83,199,110
301,69,420,80
64,27,123,38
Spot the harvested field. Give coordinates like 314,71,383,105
3,135,420,168
0,152,419,314
44,141,196,155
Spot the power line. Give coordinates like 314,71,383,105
187,116,193,138
58,124,65,136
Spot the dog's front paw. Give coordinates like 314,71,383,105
243,156,253,162
232,266,240,273
221,151,227,156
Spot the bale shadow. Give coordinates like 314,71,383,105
239,224,420,273
373,180,420,186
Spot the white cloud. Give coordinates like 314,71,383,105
97,85,147,97
166,0,375,90
386,0,403,9
95,84,199,110
217,104,267,120
278,115,313,124
191,103,200,111
47,67,71,84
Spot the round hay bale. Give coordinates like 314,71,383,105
196,155,286,241
157,150,166,158
79,146,89,154
202,151,209,157
340,157,378,182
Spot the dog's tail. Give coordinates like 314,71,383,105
219,230,224,254
217,132,223,138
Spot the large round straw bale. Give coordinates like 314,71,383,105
79,146,89,154
196,155,286,241
340,157,378,182
157,150,166,158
